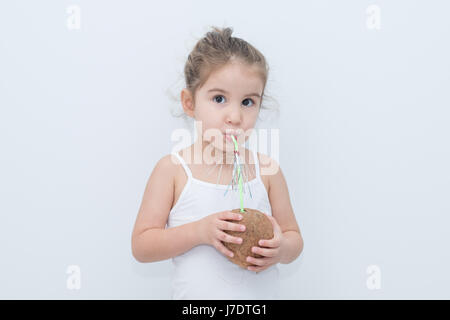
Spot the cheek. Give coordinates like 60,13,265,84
199,111,224,132
195,104,217,121
243,110,259,127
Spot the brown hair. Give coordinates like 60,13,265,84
168,26,279,122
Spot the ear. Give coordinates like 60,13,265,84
181,88,195,118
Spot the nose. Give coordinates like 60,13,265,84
226,104,242,126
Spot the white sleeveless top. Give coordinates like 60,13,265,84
167,149,280,300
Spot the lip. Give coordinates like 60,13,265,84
224,129,241,137
223,133,238,142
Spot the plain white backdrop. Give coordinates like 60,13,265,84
1,0,449,299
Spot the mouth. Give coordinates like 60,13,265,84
223,133,238,143
223,129,242,142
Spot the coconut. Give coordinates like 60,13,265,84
222,208,274,269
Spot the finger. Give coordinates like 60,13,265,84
246,256,271,267
251,246,278,258
214,240,235,258
258,238,279,248
219,211,243,221
217,230,243,245
247,265,270,273
217,220,246,232
265,234,283,246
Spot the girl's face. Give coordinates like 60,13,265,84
181,60,264,155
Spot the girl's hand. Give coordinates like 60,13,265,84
197,211,246,258
246,215,286,273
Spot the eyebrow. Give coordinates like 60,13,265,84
207,88,261,98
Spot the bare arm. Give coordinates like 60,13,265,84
259,152,304,264
280,231,303,264
133,221,202,263
131,154,202,263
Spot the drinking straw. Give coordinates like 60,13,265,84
231,135,245,213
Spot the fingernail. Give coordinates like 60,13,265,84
229,252,234,257
240,225,245,231
259,240,263,245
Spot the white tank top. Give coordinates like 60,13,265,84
167,149,280,300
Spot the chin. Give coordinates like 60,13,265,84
209,139,235,153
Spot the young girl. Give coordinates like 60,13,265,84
131,26,304,299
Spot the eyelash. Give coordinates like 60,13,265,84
212,95,256,107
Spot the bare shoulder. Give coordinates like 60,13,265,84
149,154,180,191
155,152,186,180
155,152,187,198
255,151,281,192
158,153,181,171
131,153,178,238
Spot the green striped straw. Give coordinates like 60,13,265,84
230,135,245,213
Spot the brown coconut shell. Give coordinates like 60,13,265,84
222,208,274,269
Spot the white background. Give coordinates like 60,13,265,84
1,0,449,299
